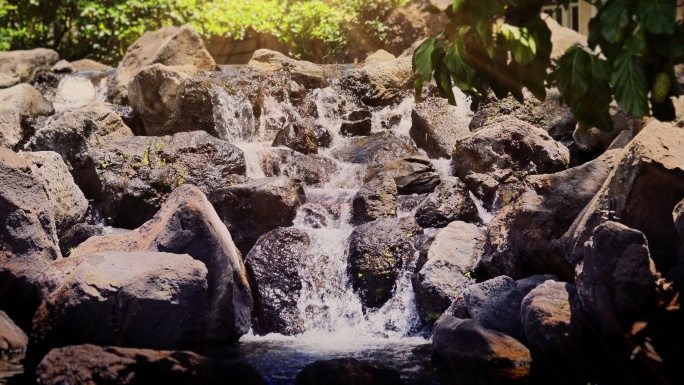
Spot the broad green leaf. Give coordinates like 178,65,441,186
554,46,591,105
500,23,537,65
624,23,645,56
600,0,631,43
413,38,436,102
435,63,457,105
611,50,649,117
635,0,676,35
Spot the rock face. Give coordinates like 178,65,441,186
0,148,60,329
18,151,88,236
272,120,319,154
412,222,485,323
452,116,570,206
332,132,418,165
483,149,619,279
113,24,216,102
0,84,54,150
295,358,403,385
382,0,448,56
0,310,28,354
0,48,59,88
82,130,246,228
211,176,306,255
562,121,684,272
128,64,217,137
410,97,471,158
341,57,413,106
261,148,339,187
414,176,479,228
36,344,267,385
246,228,311,335
432,316,532,382
374,156,440,195
575,222,657,337
352,173,398,225
347,217,422,309
48,185,253,345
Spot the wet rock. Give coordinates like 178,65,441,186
332,132,418,165
414,176,479,228
112,24,216,102
29,103,134,179
341,56,413,106
411,96,471,158
576,222,657,337
0,311,28,354
272,119,319,154
295,358,402,385
246,228,311,335
483,149,619,279
412,222,485,323
37,344,267,385
562,121,684,272
347,217,422,309
314,124,333,147
0,83,54,150
364,49,396,65
261,148,339,187
382,0,448,56
432,316,532,383
352,173,398,225
373,156,440,195
0,148,60,329
211,176,306,255
0,48,59,88
18,151,88,236
47,185,253,345
71,59,111,72
82,131,245,229
341,110,373,136
248,49,328,90
452,115,570,207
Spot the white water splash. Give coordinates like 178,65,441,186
470,191,494,224
234,142,267,180
53,75,96,111
213,85,257,142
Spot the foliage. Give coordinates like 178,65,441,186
413,0,684,131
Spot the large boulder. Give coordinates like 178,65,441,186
562,121,684,272
82,130,246,228
410,96,472,158
483,149,620,279
347,217,422,309
247,49,328,91
575,221,657,337
18,151,88,236
412,221,485,323
414,176,479,228
272,119,319,154
452,115,570,207
0,148,61,329
372,156,441,195
295,358,402,385
382,0,449,56
332,132,418,165
46,185,253,345
260,148,339,187
211,176,306,255
0,310,28,354
352,173,398,225
341,57,413,106
246,228,311,335
0,83,54,149
112,24,216,102
37,344,267,385
0,48,59,88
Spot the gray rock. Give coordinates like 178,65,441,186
341,57,413,106
71,59,111,72
572,107,641,154
58,223,129,257
0,83,54,149
248,49,328,91
352,173,398,225
295,358,402,385
273,120,319,154
261,148,339,187
51,59,75,73
373,156,441,195
332,132,418,165
411,97,471,158
0,310,28,354
0,48,59,88
414,176,479,228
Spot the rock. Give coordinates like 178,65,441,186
113,24,216,102
347,217,422,309
58,224,129,257
562,121,684,272
0,148,60,329
373,156,440,195
82,131,246,229
341,56,413,106
352,173,398,225
47,185,253,345
30,103,134,179
0,311,28,354
432,316,532,382
546,17,587,60
410,96,471,158
272,120,319,154
572,107,641,154
248,49,328,90
483,149,620,279
51,60,75,73
364,49,396,65
452,115,570,206
673,198,684,238
575,222,657,337
0,83,54,150
332,132,418,165
412,222,485,323
464,275,557,340
295,358,402,385
261,148,339,187
36,344,267,385
340,117,372,137
314,124,333,147
211,176,306,255
71,59,111,72
0,48,60,88
414,176,479,228
17,151,88,236
382,1,449,56
246,228,311,335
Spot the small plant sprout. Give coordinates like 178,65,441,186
141,146,151,166
464,271,472,279
405,232,413,238
99,160,109,169
358,273,363,278
155,143,164,152
389,209,396,215
66,247,77,255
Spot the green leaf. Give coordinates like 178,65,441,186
413,38,436,102
611,50,649,117
624,23,645,56
435,63,457,105
500,24,537,65
600,0,631,43
554,46,590,105
635,0,676,35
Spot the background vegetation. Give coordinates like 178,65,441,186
0,0,408,64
